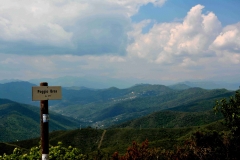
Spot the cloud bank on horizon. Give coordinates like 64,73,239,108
0,0,239,84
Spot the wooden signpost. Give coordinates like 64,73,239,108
32,82,62,160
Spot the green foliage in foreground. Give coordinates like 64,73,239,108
0,142,86,160
1,129,240,160
214,90,240,138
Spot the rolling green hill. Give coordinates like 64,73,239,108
0,99,82,142
110,110,223,129
55,87,233,128
4,120,227,156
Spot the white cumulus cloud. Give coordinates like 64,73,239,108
209,23,240,64
127,4,222,65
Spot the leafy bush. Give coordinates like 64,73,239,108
0,142,86,160
214,90,240,159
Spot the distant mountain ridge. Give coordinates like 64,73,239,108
28,76,134,89
178,81,239,90
168,84,191,90
0,81,37,106
0,79,22,84
1,76,238,90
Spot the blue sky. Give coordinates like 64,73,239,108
0,0,240,86
132,0,240,26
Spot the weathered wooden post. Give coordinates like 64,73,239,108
32,82,62,160
40,82,49,160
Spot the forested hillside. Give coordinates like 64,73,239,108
4,120,227,155
111,110,223,129
52,86,233,128
0,99,82,142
